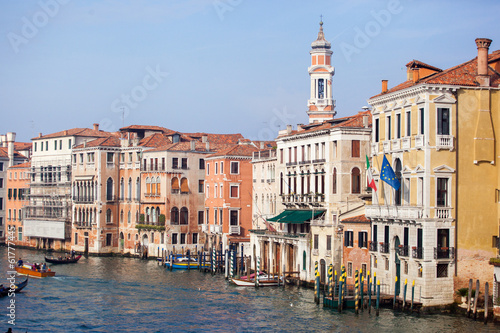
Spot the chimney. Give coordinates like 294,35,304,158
205,141,210,151
363,115,369,128
38,133,42,138
201,135,208,143
0,135,6,148
382,80,388,93
6,132,16,167
412,68,420,83
190,140,196,151
286,124,292,135
260,142,264,149
476,37,492,87
64,130,68,136
93,123,99,131
297,124,304,131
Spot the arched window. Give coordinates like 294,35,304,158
171,177,179,193
128,177,132,201
151,206,157,223
136,210,139,222
156,207,160,222
321,169,325,194
106,209,112,223
106,178,113,201
180,207,188,225
120,177,124,200
146,177,151,195
136,177,140,200
146,207,150,223
332,168,337,194
280,172,283,195
120,210,124,224
351,167,361,194
156,177,161,195
127,210,131,224
180,178,189,193
171,207,179,225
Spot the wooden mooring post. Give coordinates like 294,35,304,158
473,279,479,320
411,280,415,311
376,280,380,316
393,276,397,309
368,275,372,314
338,275,343,313
403,278,407,310
467,279,472,317
484,282,489,324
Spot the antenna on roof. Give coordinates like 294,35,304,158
121,107,125,129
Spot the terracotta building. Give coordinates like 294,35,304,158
5,162,30,246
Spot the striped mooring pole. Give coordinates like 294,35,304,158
255,256,260,288
314,261,319,305
212,247,216,275
376,280,381,316
333,270,337,300
373,272,377,294
328,264,333,297
360,273,364,311
368,276,372,314
230,248,234,279
354,270,359,314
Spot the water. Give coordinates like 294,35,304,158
0,248,497,332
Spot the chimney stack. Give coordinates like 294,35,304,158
412,68,420,83
363,115,369,128
93,123,99,131
382,80,388,93
190,140,196,151
475,38,492,87
6,132,16,167
286,125,292,135
0,135,6,148
201,135,208,143
38,133,42,138
205,141,210,151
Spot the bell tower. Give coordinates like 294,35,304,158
307,20,335,123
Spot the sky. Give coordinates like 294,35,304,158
1,0,499,143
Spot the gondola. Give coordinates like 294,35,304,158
0,277,29,297
44,255,82,264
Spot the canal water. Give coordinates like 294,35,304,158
0,248,497,332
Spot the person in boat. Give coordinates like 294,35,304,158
41,262,47,271
17,258,23,267
58,255,63,260
71,250,76,258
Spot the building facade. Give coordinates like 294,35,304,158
5,162,30,246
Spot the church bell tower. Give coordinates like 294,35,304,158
307,20,336,123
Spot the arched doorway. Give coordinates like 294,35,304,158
119,232,124,251
394,236,401,295
141,234,149,259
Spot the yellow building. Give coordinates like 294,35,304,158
366,38,500,306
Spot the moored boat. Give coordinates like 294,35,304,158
165,257,200,270
45,255,82,264
15,265,55,278
231,274,282,287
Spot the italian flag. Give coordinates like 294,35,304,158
366,155,377,191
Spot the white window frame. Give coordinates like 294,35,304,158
229,184,239,199
230,161,239,175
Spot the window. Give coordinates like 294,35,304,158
193,233,198,244
214,184,217,198
172,233,178,244
230,210,238,226
106,209,112,223
220,162,224,173
171,207,179,225
437,108,450,135
54,140,57,150
68,139,72,149
230,161,239,174
327,235,332,251
171,177,180,193
198,211,204,225
220,184,223,197
45,141,48,151
107,152,114,163
180,233,186,245
215,162,218,174
129,152,133,162
396,113,401,138
406,110,411,136
106,178,113,200
351,167,361,194
419,108,425,135
437,263,448,278
74,233,78,245
199,158,205,169
344,231,354,247
317,78,324,98
386,115,392,140
180,178,189,193
437,178,448,206
374,118,379,142
198,180,204,193
332,168,337,194
34,143,37,152
172,158,178,169
230,185,239,198
214,209,218,225
18,227,22,241
280,149,283,164
8,189,12,200
347,262,353,278
181,158,188,169
207,163,210,175
180,207,188,225
352,140,360,157
358,231,368,248
0,198,3,210
314,234,319,250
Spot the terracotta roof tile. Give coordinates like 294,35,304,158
9,162,31,169
0,147,27,159
74,136,121,148
371,50,500,99
139,133,171,147
119,125,174,134
405,59,442,72
33,128,115,140
14,142,31,151
341,214,370,223
207,144,258,158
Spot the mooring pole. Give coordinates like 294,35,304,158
338,276,343,313
255,256,260,288
314,261,319,305
411,280,415,312
368,276,372,314
403,278,407,310
393,276,398,309
328,265,333,297
376,280,380,316
467,279,472,317
355,270,359,314
360,274,364,311
334,270,337,300
473,279,480,320
484,282,489,324
373,272,377,295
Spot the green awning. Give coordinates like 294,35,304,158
267,209,325,224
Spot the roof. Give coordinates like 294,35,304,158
371,50,500,99
33,128,115,140
138,133,171,147
206,144,259,158
182,133,244,145
341,214,370,223
9,162,31,169
119,125,175,134
74,136,121,149
0,147,26,159
14,142,31,151
405,59,442,72
278,110,372,139
145,141,234,154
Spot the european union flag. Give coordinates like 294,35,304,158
380,155,400,190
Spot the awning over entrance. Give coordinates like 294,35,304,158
267,209,325,224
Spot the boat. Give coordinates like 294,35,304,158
0,278,29,297
165,257,200,270
45,255,82,264
231,274,282,287
15,265,55,278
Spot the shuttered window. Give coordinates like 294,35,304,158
352,140,360,157
180,178,189,193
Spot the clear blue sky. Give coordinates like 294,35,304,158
1,0,498,143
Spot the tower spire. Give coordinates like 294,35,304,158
307,20,335,124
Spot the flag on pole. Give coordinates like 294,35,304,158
366,155,377,191
380,155,401,190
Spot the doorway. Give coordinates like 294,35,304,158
394,236,401,295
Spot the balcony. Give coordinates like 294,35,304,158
299,160,311,165
229,225,240,235
214,225,222,234
312,159,326,164
402,137,411,150
286,162,297,166
383,141,390,153
436,135,454,151
391,139,401,151
379,242,389,254
397,245,409,257
365,205,424,220
106,195,117,202
435,207,452,219
371,142,379,155
201,224,208,233
434,247,454,260
369,241,378,252
415,135,425,149
412,247,424,259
